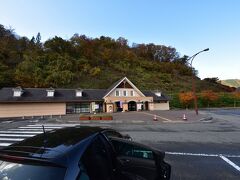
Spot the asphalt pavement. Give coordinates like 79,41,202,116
0,109,239,179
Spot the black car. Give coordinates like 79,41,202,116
0,126,171,180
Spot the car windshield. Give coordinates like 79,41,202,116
0,160,66,180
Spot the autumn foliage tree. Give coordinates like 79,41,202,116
200,90,219,107
179,92,194,109
232,92,240,107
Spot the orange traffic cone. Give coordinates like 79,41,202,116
183,114,187,121
153,115,158,121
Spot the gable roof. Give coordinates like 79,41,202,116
103,77,146,98
0,77,170,103
0,88,170,103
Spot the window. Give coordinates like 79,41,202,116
103,130,123,139
77,163,90,180
47,91,54,97
81,137,113,180
115,90,120,96
111,139,154,160
123,90,127,96
76,91,82,97
12,87,23,97
66,103,90,113
155,92,161,97
74,104,90,113
130,90,134,96
13,90,22,97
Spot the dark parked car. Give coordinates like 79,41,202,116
0,126,171,180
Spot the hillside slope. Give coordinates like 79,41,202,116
0,24,235,93
220,79,240,88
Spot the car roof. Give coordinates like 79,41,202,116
0,126,107,162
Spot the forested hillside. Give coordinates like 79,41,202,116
0,24,234,93
220,79,240,88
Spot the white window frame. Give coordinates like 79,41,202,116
47,91,54,97
13,91,22,97
130,90,134,96
115,90,120,96
123,90,128,96
76,91,82,97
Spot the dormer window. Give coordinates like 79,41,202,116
13,87,23,97
47,88,55,97
155,91,161,97
76,88,83,97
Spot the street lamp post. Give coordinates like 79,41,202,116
188,48,209,115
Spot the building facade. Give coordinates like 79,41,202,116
0,77,170,118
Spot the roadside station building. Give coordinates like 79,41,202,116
0,77,170,118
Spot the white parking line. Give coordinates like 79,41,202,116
19,126,62,129
30,124,78,127
141,112,172,121
166,151,240,158
0,138,24,141
132,120,144,123
220,155,240,172
0,134,34,137
166,151,240,172
9,129,53,131
1,121,13,124
0,143,12,146
166,151,218,157
0,131,43,134
0,124,80,147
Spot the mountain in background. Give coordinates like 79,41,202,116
0,24,235,93
220,79,240,88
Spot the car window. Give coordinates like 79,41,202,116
111,139,154,160
81,137,113,180
103,130,123,139
0,161,66,180
77,163,90,180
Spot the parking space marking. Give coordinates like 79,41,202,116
0,134,34,137
0,121,13,124
28,124,77,127
166,151,240,158
0,143,12,146
141,112,172,121
0,131,43,134
19,126,62,129
220,155,240,172
166,151,218,157
0,138,24,141
99,121,121,124
0,124,80,147
166,151,240,173
10,128,55,131
132,120,144,123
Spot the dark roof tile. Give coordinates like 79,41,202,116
0,88,169,102
0,88,107,103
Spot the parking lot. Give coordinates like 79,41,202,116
0,109,239,179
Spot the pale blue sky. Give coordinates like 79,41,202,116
1,0,239,80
